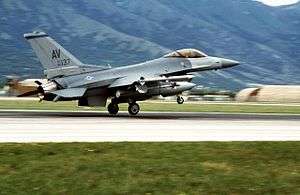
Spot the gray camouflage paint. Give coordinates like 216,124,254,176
24,31,239,106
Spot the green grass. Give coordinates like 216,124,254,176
0,100,300,114
0,142,299,194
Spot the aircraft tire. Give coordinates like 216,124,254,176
128,103,140,115
108,103,119,115
177,96,184,104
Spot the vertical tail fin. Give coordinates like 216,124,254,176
24,31,83,70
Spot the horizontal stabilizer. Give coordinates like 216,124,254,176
51,88,86,98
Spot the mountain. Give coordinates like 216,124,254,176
1,0,300,90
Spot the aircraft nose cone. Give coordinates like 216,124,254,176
221,58,240,68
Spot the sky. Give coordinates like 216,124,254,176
255,0,299,6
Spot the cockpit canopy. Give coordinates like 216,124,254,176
164,49,207,58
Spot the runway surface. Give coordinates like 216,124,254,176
0,110,300,142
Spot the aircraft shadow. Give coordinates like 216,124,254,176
0,111,299,121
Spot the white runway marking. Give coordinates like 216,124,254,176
1,115,300,142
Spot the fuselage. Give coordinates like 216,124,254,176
54,55,238,90
22,31,240,115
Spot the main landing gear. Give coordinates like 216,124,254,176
107,102,119,115
177,96,184,104
128,102,140,116
107,99,140,116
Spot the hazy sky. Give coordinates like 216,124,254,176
256,0,299,6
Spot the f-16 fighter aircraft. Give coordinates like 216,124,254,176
20,31,239,115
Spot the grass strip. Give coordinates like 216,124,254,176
0,142,299,194
0,100,300,114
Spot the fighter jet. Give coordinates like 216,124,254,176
20,31,239,115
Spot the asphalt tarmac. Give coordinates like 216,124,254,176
0,110,300,142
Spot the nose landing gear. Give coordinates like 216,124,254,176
177,96,184,104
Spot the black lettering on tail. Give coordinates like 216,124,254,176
52,49,61,59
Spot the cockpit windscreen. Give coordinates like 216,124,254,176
164,49,207,58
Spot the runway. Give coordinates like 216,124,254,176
1,110,300,142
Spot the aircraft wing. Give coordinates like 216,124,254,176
46,65,110,79
142,75,194,83
109,75,194,88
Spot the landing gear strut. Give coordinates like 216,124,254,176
107,102,119,115
177,96,184,104
128,102,140,116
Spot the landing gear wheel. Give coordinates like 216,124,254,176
128,103,140,116
108,103,119,115
177,96,184,104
